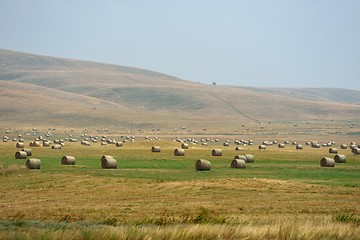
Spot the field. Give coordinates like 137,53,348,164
0,129,360,240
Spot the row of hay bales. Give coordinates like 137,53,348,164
196,154,254,171
320,154,347,167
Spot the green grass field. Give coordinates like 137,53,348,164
0,135,359,239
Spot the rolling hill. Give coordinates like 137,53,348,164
1,49,360,132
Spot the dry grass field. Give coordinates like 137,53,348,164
0,129,359,239
1,49,360,239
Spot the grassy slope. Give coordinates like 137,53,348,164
1,48,360,131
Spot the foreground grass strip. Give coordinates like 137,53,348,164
0,219,359,240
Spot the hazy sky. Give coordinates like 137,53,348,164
1,0,360,89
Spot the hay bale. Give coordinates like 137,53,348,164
296,144,303,150
52,145,62,150
151,146,161,152
174,148,185,156
320,157,335,167
278,143,285,148
26,158,41,169
43,141,50,147
223,142,230,146
235,146,243,151
352,148,360,154
340,144,347,149
30,141,41,147
334,154,346,163
181,143,189,149
16,142,24,148
116,142,123,147
21,148,32,156
234,155,247,161
329,148,338,154
244,154,254,163
195,159,211,171
212,149,222,156
258,145,266,150
231,159,246,168
61,156,76,165
15,151,27,159
101,155,117,169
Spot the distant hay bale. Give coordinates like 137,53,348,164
231,159,246,168
101,155,117,169
174,148,185,156
258,145,266,150
329,148,338,154
21,148,32,156
30,141,41,147
320,157,335,167
223,142,229,146
181,143,189,149
296,144,303,150
235,146,243,151
352,148,360,154
61,156,76,165
151,146,161,152
15,151,27,159
116,142,123,147
340,144,348,149
101,142,107,146
16,142,24,148
212,149,222,156
350,144,356,150
43,141,50,147
195,159,211,171
202,142,208,146
234,154,254,163
26,158,41,169
278,143,285,148
52,145,62,150
334,154,346,163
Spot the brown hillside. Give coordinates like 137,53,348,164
1,49,359,131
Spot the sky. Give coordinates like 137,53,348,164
1,0,360,89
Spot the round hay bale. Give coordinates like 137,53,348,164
202,142,208,146
101,141,107,146
235,146,243,151
195,159,211,171
320,157,335,167
151,146,161,152
15,151,27,159
296,144,303,150
21,148,32,156
234,155,247,161
329,148,338,154
16,142,24,148
340,144,347,149
181,143,189,149
212,149,222,156
26,158,41,169
334,154,346,163
278,143,285,148
223,142,230,147
244,154,254,163
258,145,266,150
61,156,76,165
52,145,62,150
116,142,123,147
43,141,50,147
231,159,246,169
101,155,117,169
174,148,185,156
352,148,360,154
